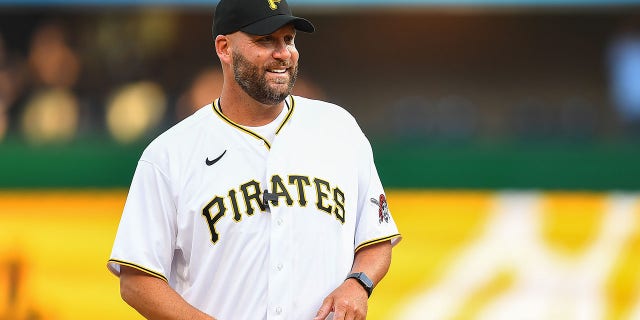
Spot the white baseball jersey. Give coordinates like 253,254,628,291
108,95,401,320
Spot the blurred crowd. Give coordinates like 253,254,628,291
608,17,640,136
0,10,639,146
0,15,172,144
0,22,81,144
0,12,325,145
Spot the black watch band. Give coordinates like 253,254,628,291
346,272,374,297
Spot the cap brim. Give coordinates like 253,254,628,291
240,15,315,36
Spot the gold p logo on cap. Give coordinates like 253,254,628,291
267,0,281,10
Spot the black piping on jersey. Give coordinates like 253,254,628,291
108,258,168,282
212,96,295,150
354,234,402,253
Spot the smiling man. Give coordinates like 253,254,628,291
107,0,401,319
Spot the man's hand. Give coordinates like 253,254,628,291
314,241,393,320
314,278,369,320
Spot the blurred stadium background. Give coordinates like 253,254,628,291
1,0,640,319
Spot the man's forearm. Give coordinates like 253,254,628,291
350,240,393,288
119,266,216,320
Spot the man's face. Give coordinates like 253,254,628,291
231,25,299,105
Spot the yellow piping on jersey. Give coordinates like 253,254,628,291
355,233,402,253
276,95,295,134
212,96,295,150
108,258,168,282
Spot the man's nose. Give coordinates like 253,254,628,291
273,41,292,60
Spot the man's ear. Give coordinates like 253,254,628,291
215,35,232,64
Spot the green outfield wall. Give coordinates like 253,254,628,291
1,138,639,190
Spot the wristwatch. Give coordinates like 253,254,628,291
346,272,374,297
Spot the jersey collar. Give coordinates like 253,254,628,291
212,95,295,150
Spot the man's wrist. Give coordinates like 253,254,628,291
345,272,374,297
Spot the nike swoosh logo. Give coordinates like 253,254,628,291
206,150,227,166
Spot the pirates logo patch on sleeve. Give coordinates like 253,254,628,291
370,194,390,224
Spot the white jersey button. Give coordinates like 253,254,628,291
276,263,283,271
276,217,284,226
275,306,282,314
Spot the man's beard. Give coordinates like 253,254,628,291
232,50,298,105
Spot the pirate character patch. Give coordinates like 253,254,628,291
370,194,390,224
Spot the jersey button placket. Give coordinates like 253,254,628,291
266,143,292,319
268,208,290,319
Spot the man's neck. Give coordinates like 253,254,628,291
219,86,286,127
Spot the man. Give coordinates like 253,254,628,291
107,0,401,319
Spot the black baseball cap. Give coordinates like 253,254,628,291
213,0,315,39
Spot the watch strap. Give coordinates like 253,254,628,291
346,272,374,297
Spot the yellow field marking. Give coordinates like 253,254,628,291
0,190,143,320
540,193,607,256
369,190,494,320
2,190,638,320
605,199,640,320
451,268,516,320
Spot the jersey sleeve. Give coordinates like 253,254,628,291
107,159,177,281
354,134,401,252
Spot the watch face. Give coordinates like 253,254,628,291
359,273,373,288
